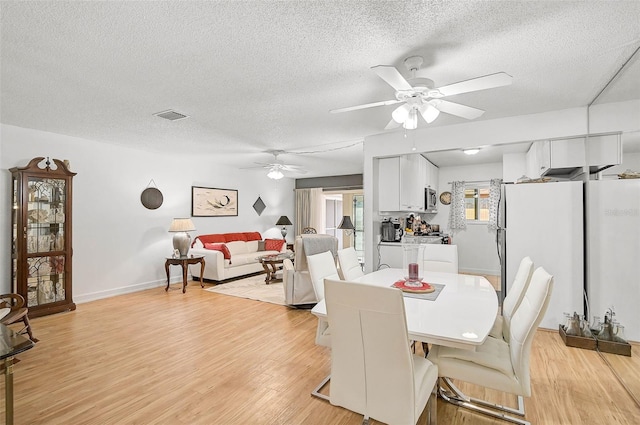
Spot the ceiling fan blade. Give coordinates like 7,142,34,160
436,72,513,97
384,118,401,130
434,99,485,120
281,165,308,174
330,99,402,114
419,103,440,124
371,65,413,91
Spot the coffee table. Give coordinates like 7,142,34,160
258,253,294,284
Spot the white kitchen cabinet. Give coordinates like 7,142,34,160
379,154,426,212
378,243,404,268
425,159,439,194
586,133,622,172
526,134,621,178
378,157,400,212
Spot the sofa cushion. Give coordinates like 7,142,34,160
257,240,266,251
203,243,232,263
224,232,247,242
265,238,285,251
246,240,259,253
244,232,262,241
226,240,249,256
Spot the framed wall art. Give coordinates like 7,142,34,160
192,186,238,217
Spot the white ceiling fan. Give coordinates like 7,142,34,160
331,56,512,130
252,150,308,180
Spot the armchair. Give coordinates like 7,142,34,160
282,234,338,306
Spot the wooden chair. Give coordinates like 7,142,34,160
0,293,38,342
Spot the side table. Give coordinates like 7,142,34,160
165,255,205,293
1,324,35,425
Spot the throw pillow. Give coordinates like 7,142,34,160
264,238,285,252
257,240,266,251
204,242,232,264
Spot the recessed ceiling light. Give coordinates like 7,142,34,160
463,148,480,155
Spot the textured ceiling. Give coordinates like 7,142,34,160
1,1,639,177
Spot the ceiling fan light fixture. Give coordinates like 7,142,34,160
267,167,284,180
391,103,412,123
463,148,481,155
403,109,418,130
419,103,440,124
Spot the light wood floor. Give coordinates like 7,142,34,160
2,279,639,425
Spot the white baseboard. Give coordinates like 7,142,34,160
459,267,500,276
74,278,176,304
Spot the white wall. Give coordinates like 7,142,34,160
1,124,295,301
433,162,502,275
363,100,640,272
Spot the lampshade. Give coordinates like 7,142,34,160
168,218,196,232
276,216,292,226
338,215,355,230
168,218,195,257
267,167,284,180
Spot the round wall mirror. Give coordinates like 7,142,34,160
141,187,163,210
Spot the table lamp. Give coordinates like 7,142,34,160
276,216,292,239
338,215,356,247
169,218,196,257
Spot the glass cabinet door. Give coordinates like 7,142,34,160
24,177,67,308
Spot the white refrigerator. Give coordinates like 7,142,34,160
499,181,584,330
587,179,640,342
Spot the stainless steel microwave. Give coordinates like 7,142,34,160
425,187,437,213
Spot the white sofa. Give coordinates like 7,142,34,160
188,232,286,282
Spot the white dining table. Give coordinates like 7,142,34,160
311,268,499,350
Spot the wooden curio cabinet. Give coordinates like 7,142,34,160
10,157,76,317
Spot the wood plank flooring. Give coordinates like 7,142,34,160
1,279,638,424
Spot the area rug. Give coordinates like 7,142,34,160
204,273,286,306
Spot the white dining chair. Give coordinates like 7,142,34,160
418,244,458,274
427,267,554,425
324,278,438,425
337,247,364,281
489,256,534,341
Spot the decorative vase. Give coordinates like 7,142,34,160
403,244,422,287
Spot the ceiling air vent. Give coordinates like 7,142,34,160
153,110,189,121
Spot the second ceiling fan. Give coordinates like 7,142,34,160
331,56,512,130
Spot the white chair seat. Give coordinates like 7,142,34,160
488,315,505,339
429,338,519,393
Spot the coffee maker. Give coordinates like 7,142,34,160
381,218,403,242
392,218,403,241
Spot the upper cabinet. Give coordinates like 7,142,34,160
525,134,621,178
378,154,429,212
425,159,439,195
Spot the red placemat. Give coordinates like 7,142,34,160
392,280,435,293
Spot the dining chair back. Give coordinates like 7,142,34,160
306,251,339,301
307,250,340,348
325,278,437,425
337,247,364,281
427,267,553,424
418,244,458,274
490,256,534,342
0,293,38,342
